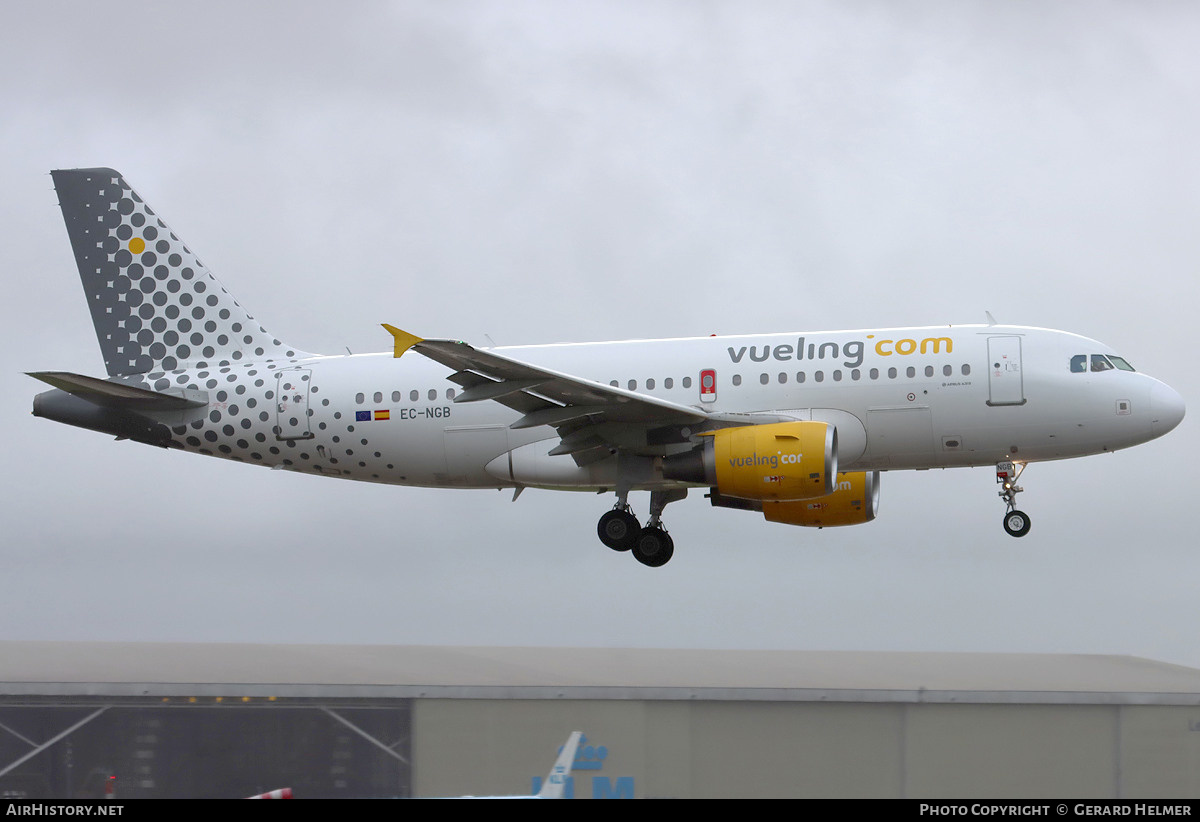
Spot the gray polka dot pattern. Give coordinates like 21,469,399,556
44,168,412,482
52,168,312,377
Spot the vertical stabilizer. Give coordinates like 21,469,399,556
51,168,313,377
535,731,582,799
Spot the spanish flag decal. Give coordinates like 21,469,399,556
374,410,390,421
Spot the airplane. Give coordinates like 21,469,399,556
29,168,1186,568
455,730,582,799
248,732,580,799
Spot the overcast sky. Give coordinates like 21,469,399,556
3,1,1198,669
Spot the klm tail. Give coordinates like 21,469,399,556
535,731,582,799
51,168,314,377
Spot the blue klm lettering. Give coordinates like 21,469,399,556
592,776,635,799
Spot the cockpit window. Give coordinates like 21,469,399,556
1072,353,1135,373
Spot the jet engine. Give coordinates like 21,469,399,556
762,470,880,527
707,470,880,528
663,421,837,501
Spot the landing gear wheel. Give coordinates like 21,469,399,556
1003,510,1031,538
632,527,674,567
598,509,640,551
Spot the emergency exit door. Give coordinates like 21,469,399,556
987,336,1025,406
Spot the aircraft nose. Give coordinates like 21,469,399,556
1150,381,1186,435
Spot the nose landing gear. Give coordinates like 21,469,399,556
997,461,1031,537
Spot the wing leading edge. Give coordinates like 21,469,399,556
383,325,715,464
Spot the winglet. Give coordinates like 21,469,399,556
381,324,423,358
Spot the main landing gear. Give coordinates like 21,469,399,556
597,489,686,567
996,461,1031,537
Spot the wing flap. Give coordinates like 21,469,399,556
381,326,709,430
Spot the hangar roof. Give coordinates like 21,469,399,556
3,642,1200,704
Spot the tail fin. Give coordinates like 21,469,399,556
51,168,314,377
535,731,582,799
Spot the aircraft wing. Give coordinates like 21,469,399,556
384,326,724,463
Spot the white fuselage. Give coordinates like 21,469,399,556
157,324,1181,490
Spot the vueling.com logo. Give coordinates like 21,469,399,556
728,450,803,470
727,334,953,368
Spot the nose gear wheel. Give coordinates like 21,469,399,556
996,461,1032,537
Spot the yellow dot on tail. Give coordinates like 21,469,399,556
129,237,145,254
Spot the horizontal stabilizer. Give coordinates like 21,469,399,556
27,371,206,411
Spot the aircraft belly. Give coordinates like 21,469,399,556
443,424,511,487
863,407,935,467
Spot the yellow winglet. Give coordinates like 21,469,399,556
381,324,424,358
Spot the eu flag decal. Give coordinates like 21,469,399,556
355,410,371,422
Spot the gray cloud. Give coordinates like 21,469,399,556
3,2,1197,664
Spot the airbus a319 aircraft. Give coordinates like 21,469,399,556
30,169,1185,567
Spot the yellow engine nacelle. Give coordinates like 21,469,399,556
664,421,837,502
762,470,880,527
712,421,836,501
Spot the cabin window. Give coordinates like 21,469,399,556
646,378,655,390
392,390,402,402
410,390,419,401
778,372,788,384
664,377,674,389
925,366,934,378
428,389,437,400
814,371,824,383
906,366,916,378
732,374,742,386
682,376,692,388
355,392,365,404
832,370,842,382
962,364,971,376
760,373,770,385
852,369,861,381
943,365,953,377
446,388,456,400
628,380,637,391
869,368,879,380
374,391,383,403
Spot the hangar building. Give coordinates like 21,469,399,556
2,642,1199,798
